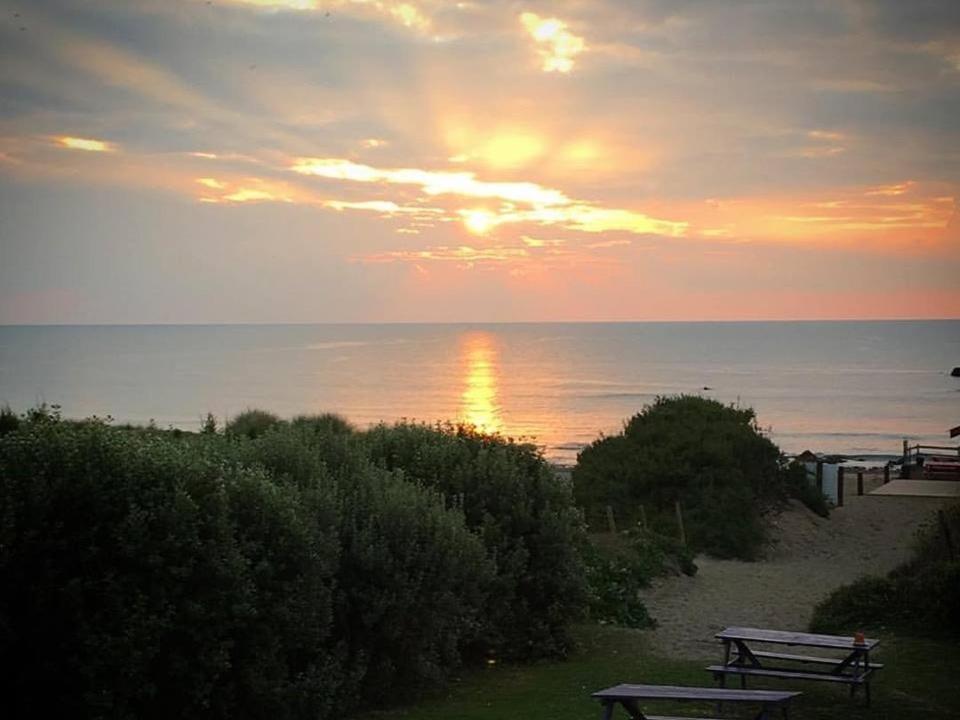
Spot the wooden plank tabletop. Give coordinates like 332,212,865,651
716,626,879,650
591,684,800,703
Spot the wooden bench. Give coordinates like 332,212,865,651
591,683,800,720
710,627,880,706
923,458,960,480
708,664,869,684
747,650,883,669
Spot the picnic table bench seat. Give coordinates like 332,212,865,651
708,664,871,684
746,650,883,669
591,683,799,720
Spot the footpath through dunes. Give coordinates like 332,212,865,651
639,471,951,660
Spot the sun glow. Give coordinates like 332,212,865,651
519,12,585,73
460,332,502,434
461,209,498,235
468,131,545,170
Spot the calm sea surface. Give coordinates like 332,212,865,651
0,321,957,464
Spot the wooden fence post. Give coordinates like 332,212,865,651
837,466,845,507
605,505,617,534
883,464,890,484
675,500,686,546
857,471,864,496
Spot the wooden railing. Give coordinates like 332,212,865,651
902,443,960,465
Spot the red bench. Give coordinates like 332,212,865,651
923,456,960,480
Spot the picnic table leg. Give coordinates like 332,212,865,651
714,639,731,714
720,640,731,687
600,700,613,720
621,698,647,720
849,653,857,698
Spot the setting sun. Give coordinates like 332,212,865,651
461,209,499,235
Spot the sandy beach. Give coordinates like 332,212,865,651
640,471,952,660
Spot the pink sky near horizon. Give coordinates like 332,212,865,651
0,0,958,323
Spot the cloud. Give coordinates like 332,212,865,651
519,12,586,73
291,158,570,206
54,136,117,152
685,181,956,246
221,0,432,31
865,181,914,196
290,157,686,236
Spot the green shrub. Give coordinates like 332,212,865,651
291,413,355,436
574,396,804,560
0,405,19,436
331,465,492,706
810,504,960,638
0,413,537,719
0,419,340,719
583,525,695,629
582,542,655,629
225,409,282,439
362,422,588,659
782,460,831,518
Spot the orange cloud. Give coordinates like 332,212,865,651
687,182,956,248
291,157,570,206
195,175,304,204
54,136,116,152
290,157,686,236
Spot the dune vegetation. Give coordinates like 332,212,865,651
0,396,869,720
573,395,828,560
0,407,584,719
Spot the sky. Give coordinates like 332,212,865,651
1,0,958,323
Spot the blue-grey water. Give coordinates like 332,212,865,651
0,321,957,464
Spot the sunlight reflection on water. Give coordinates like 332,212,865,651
460,331,503,435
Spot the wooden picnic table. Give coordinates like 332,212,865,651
707,626,881,706
591,683,800,720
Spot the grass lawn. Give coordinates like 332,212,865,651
362,624,960,720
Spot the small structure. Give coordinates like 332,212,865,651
797,454,841,505
900,441,960,480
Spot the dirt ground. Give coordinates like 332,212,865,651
639,472,951,660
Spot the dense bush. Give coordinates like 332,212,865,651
0,419,340,719
331,467,492,706
225,409,282,439
573,396,817,560
0,410,582,718
362,422,588,659
0,404,19,435
782,460,831,518
584,526,696,628
811,504,960,638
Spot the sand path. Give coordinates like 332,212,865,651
640,473,951,660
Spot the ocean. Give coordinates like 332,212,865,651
0,321,957,465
